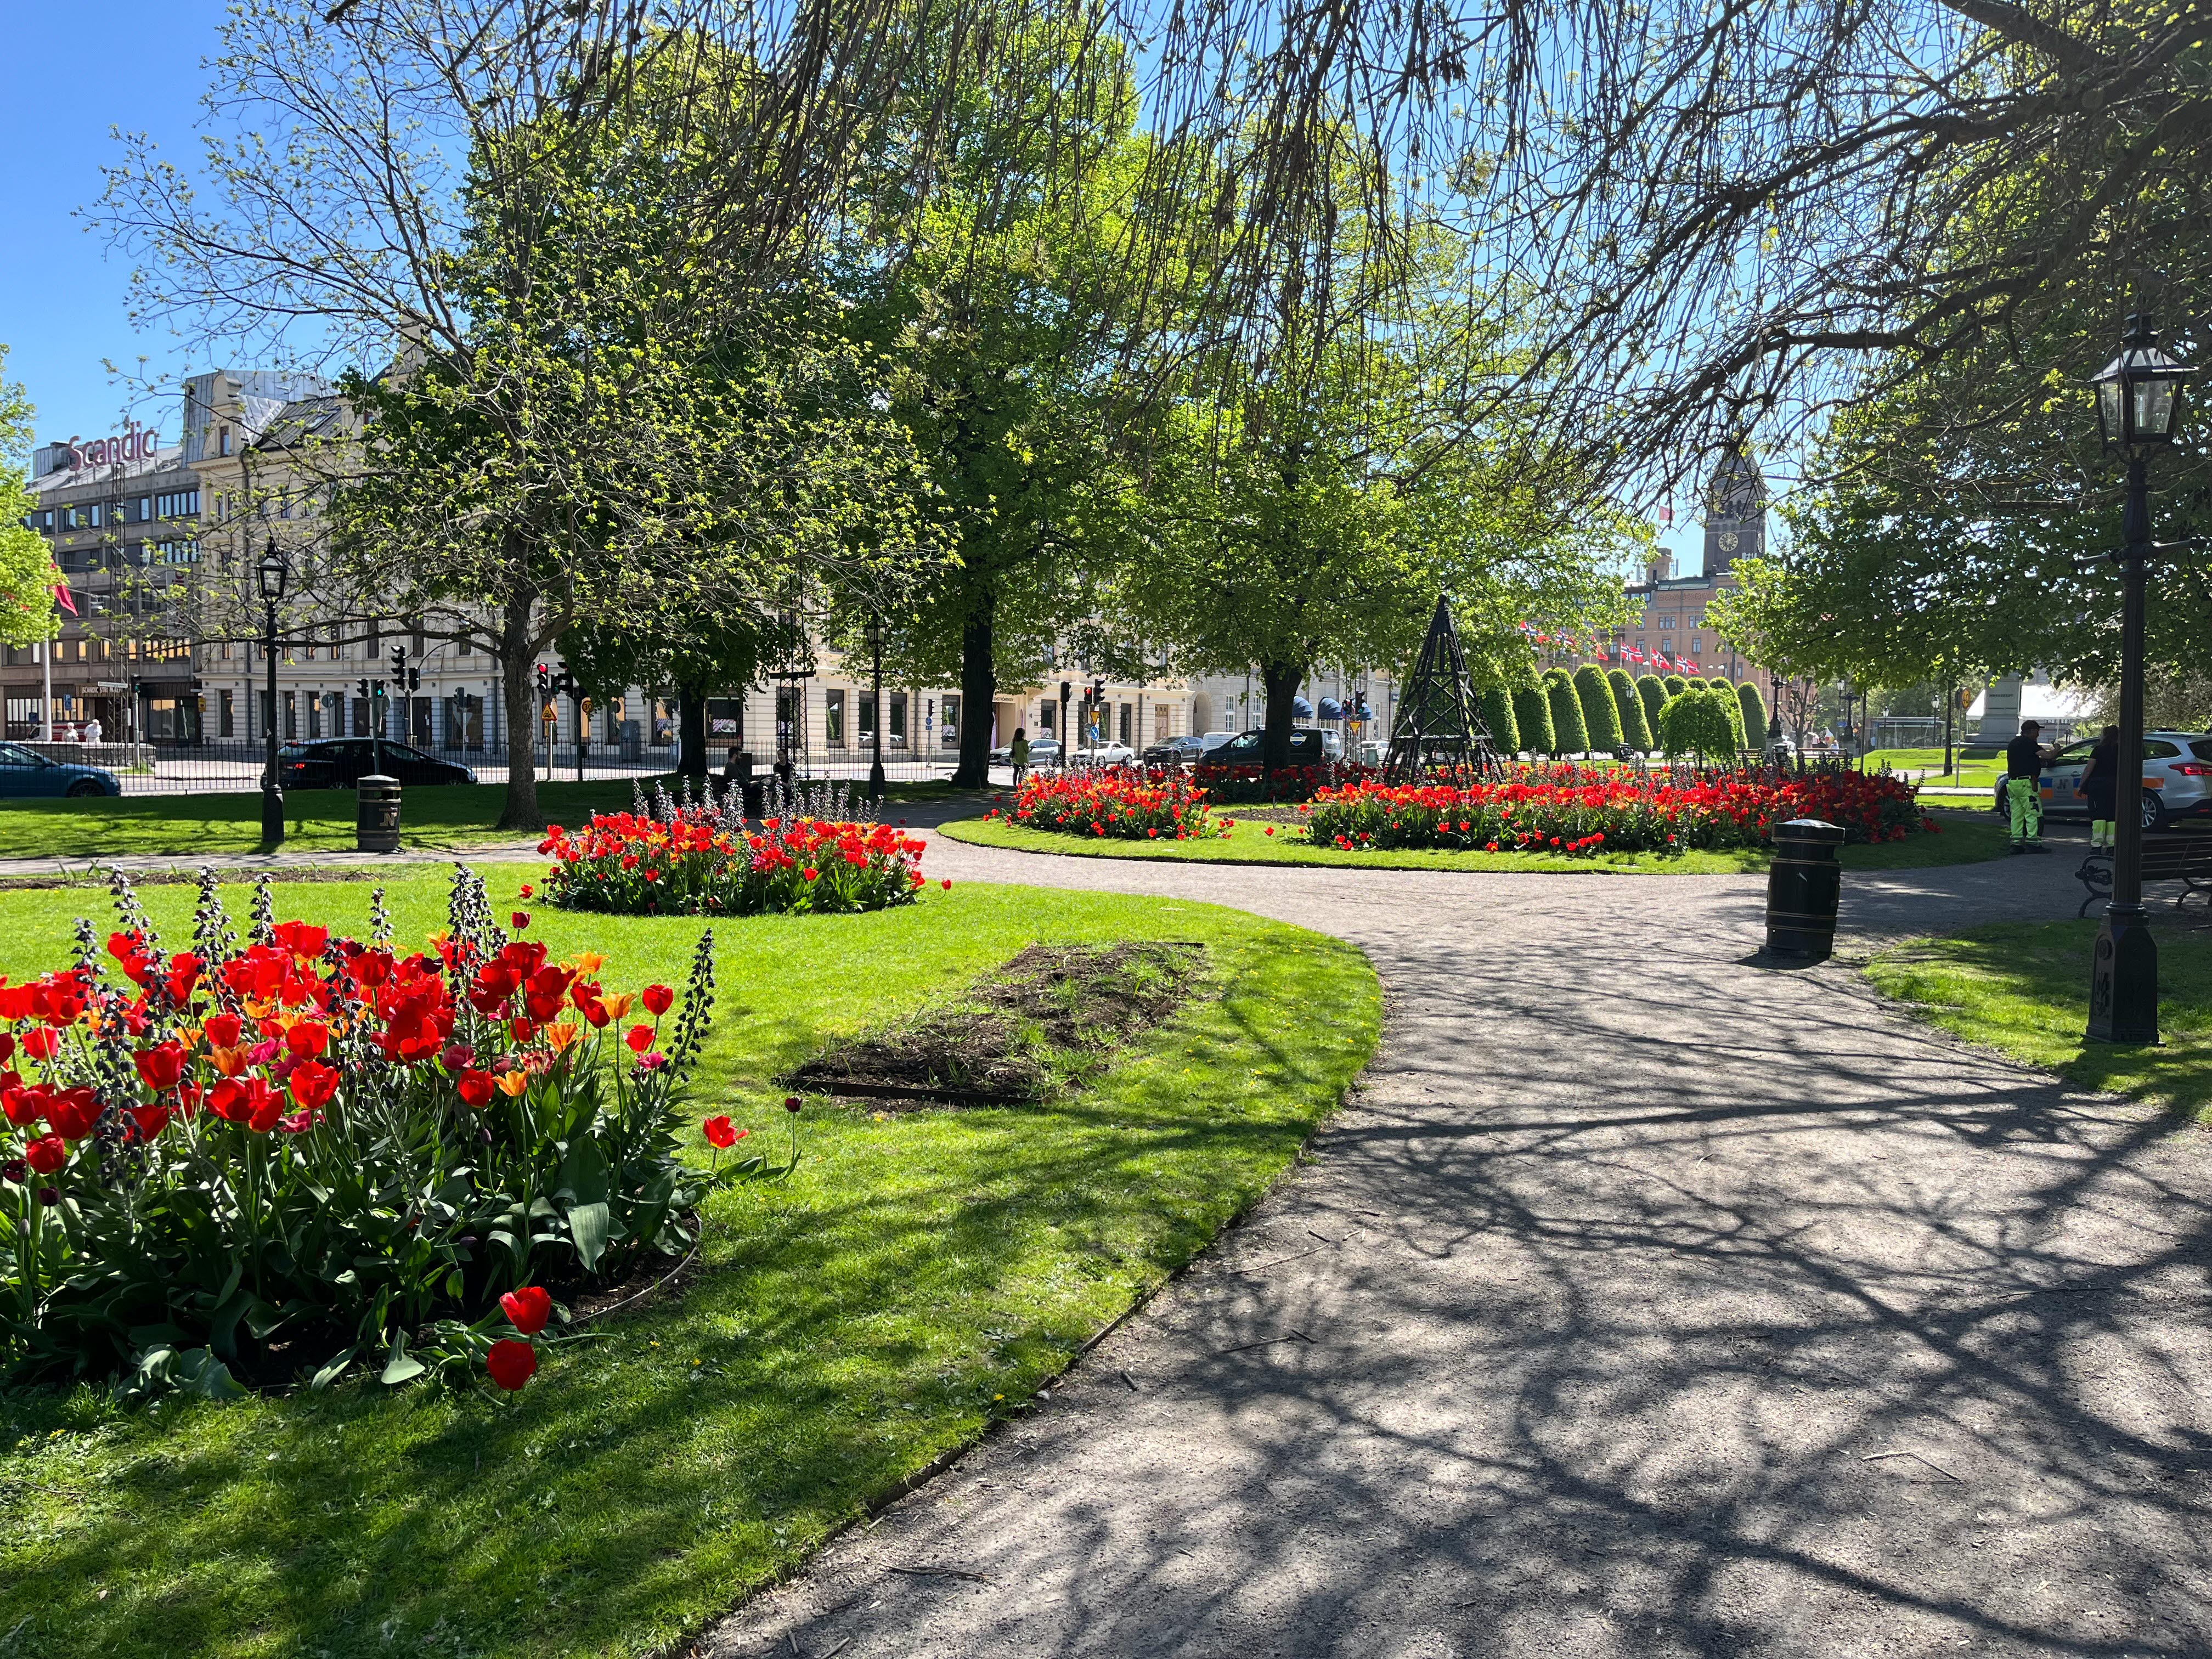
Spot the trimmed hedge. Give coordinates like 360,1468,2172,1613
1479,684,1520,756
1573,665,1623,752
1737,681,1769,752
1543,668,1589,756
1635,674,1668,743
1610,668,1655,752
1511,683,1555,758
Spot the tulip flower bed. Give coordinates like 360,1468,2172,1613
0,866,736,1400
537,806,929,916
1304,762,1934,856
992,766,1229,841
0,871,1375,1659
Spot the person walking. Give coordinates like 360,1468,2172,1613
2005,718,2051,853
81,715,102,748
2079,723,2120,851
1009,726,1030,788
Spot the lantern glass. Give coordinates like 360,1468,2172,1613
2091,314,2196,449
2135,374,2180,438
2097,377,2124,445
255,546,288,602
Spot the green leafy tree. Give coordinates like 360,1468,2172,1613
1662,674,1687,699
1716,682,1747,752
1543,668,1587,756
1609,668,1654,752
0,350,59,650
1658,688,1736,760
1572,665,1621,752
1736,681,1769,753
1477,684,1520,757
1634,674,1667,742
1511,682,1554,757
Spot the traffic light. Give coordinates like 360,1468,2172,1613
390,646,407,690
407,667,420,692
534,664,550,699
357,677,370,699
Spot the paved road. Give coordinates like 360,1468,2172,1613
703,832,2212,1659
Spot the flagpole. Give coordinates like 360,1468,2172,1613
40,641,50,743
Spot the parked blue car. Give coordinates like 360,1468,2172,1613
0,741,121,798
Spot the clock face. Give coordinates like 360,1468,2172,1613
1718,531,1740,553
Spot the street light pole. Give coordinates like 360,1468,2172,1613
2086,313,2196,1045
2090,451,2157,1043
867,617,886,801
256,538,289,845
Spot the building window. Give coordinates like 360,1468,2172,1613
1119,703,1132,744
219,690,235,737
282,691,297,738
219,427,233,456
1659,614,1675,629
942,694,960,748
888,691,906,746
824,689,845,746
856,691,876,738
1037,702,1055,734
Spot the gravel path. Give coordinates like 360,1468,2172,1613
703,831,2212,1659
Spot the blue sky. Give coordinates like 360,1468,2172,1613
2,0,234,453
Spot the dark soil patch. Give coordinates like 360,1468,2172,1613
787,941,1205,1108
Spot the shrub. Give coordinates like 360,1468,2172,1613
1662,673,1688,698
1003,766,1229,836
1304,760,1933,856
1543,669,1589,755
1717,682,1748,752
1573,665,1623,752
1510,683,1555,758
1658,687,1738,759
1477,684,1520,757
539,802,927,916
1610,668,1655,752
1635,674,1668,740
0,867,738,1397
1737,681,1769,752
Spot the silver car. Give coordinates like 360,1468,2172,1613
2034,730,2212,832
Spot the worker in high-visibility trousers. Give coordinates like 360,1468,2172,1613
2005,719,2052,854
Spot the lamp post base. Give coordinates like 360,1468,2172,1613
868,763,885,802
261,786,287,848
2086,902,2159,1045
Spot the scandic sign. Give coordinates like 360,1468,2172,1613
64,425,160,469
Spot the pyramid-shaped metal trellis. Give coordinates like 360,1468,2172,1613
1385,596,1503,781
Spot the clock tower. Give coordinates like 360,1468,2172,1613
1702,448,1765,578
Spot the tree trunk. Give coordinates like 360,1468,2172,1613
676,685,709,782
1259,658,1305,772
951,599,996,789
496,597,541,831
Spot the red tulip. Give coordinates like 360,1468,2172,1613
624,1024,653,1053
21,1029,58,1062
500,1285,553,1335
44,1087,100,1139
485,1338,538,1391
511,911,531,932
133,1042,187,1092
456,1069,496,1107
641,984,674,1017
702,1114,737,1148
288,1060,340,1111
285,1021,331,1059
202,1011,243,1049
25,1134,66,1174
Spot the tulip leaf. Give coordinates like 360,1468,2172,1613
380,1335,427,1386
566,1199,612,1271
173,1347,249,1401
310,1346,358,1391
558,1137,611,1207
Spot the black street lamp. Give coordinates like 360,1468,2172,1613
256,538,289,845
2086,312,2197,1045
865,616,886,800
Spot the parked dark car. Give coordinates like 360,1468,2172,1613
1204,729,1336,767
1142,735,1210,766
0,741,121,799
278,739,477,790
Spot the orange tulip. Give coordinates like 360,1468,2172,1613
544,1022,582,1053
208,1045,251,1078
495,1070,531,1098
602,991,637,1021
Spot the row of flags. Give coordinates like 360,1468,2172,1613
1516,622,1704,675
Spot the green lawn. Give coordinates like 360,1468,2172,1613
1866,919,2212,1118
0,868,1378,1659
1863,746,2006,789
0,778,982,861
942,807,2014,874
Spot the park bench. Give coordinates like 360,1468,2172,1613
2075,829,2212,917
